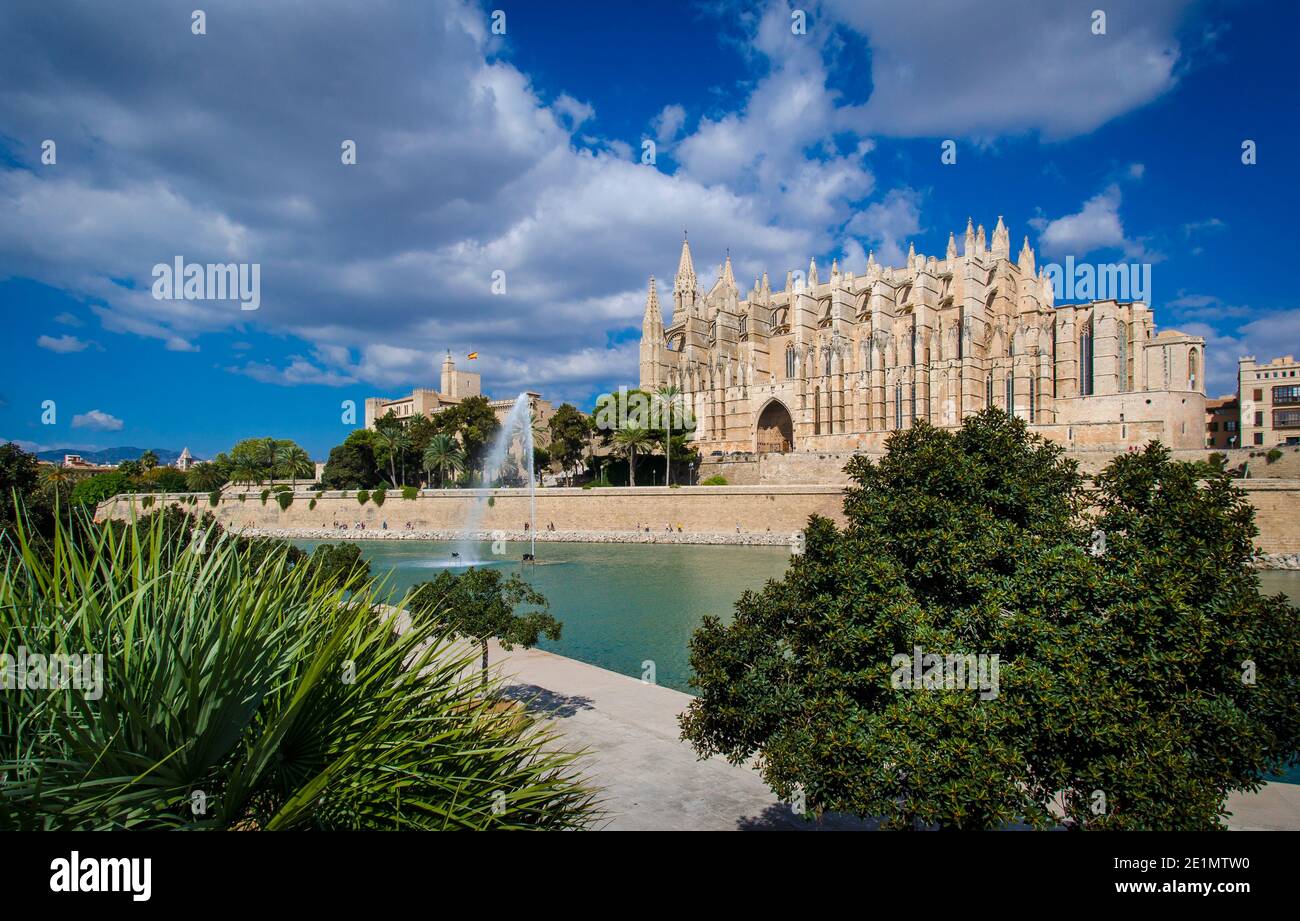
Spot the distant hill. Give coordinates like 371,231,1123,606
34,447,197,465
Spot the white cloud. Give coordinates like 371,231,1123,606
37,334,89,353
53,312,82,327
825,0,1190,140
845,188,922,266
1181,308,1300,396
652,104,687,145
72,409,124,431
1034,184,1158,261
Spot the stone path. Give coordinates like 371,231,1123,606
489,642,1300,831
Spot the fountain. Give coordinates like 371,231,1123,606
452,392,536,564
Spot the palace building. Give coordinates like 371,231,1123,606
639,220,1206,455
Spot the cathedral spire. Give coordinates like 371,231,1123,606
976,223,987,254
946,231,958,261
674,233,698,314
992,215,1010,258
721,250,736,290
907,241,916,270
808,256,819,288
1018,235,1035,275
964,217,976,256
643,275,662,326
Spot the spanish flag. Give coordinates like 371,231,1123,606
467,351,479,360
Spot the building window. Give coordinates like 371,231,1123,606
814,386,821,435
910,318,917,366
1254,389,1264,402
1005,373,1014,415
1273,385,1300,406
1028,377,1037,423
1226,421,1237,432
1189,348,1199,391
1254,432,1264,445
1275,409,1300,429
1079,316,1094,396
1256,411,1264,426
895,382,903,430
910,382,917,425
785,346,796,379
985,372,994,408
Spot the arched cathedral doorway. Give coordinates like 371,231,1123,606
756,400,795,453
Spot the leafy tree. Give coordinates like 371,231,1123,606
680,410,1300,830
322,438,380,489
70,471,128,509
139,449,160,470
117,459,142,478
306,542,371,591
423,434,466,488
409,568,562,685
0,443,42,533
548,404,592,486
434,396,500,477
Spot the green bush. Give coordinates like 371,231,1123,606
209,489,221,507
700,475,728,486
308,498,317,511
260,489,271,505
276,492,293,511
682,410,1300,830
70,471,127,508
356,489,370,505
402,486,419,500
0,508,595,830
372,488,386,507
141,495,154,509
1267,448,1283,464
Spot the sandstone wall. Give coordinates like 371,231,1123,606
95,478,1299,554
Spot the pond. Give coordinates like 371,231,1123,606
293,538,792,693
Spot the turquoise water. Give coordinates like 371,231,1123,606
293,539,792,693
299,539,1300,784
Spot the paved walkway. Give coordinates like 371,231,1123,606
489,642,1300,831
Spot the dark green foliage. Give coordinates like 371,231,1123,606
321,438,380,489
372,487,386,507
308,498,317,511
276,492,293,511
209,489,221,507
680,409,1300,830
356,489,370,505
70,471,128,508
306,542,371,592
408,568,562,682
700,474,728,486
402,485,419,500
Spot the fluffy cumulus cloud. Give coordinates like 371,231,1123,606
0,0,1195,406
1032,183,1159,261
1173,305,1300,397
825,0,1191,140
71,409,124,431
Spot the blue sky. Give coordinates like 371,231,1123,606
1,0,1297,459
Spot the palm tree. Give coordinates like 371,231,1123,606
263,438,283,484
654,385,683,487
613,427,654,487
374,418,408,486
283,445,314,487
423,434,467,488
231,459,261,485
139,449,160,470
41,465,72,486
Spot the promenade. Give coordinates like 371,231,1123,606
487,641,1300,831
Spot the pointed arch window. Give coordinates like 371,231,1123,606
1006,372,1014,415
814,386,822,435
1189,348,1200,391
986,371,994,408
1029,377,1037,422
785,345,796,380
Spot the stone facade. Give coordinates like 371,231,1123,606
640,222,1206,454
1239,354,1300,448
1206,396,1240,450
